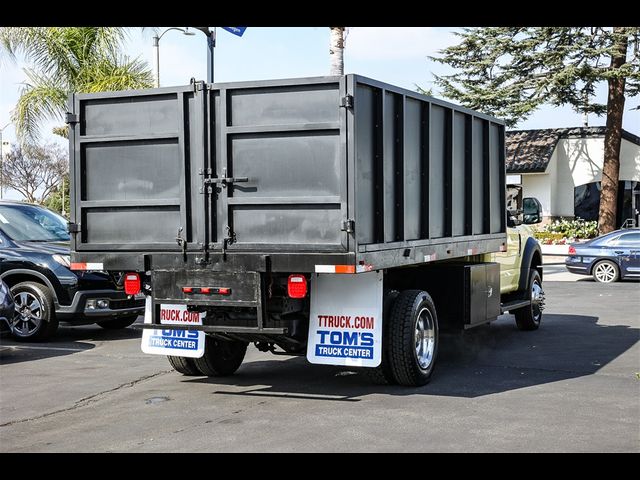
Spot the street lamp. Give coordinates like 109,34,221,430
152,27,195,88
0,122,10,200
193,27,216,84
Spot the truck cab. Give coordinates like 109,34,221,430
491,185,545,330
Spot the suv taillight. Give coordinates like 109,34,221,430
568,245,576,255
124,273,141,295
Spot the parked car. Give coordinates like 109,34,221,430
0,201,144,341
565,228,640,283
0,279,14,336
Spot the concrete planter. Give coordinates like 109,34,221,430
541,244,570,255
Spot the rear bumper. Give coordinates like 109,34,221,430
56,289,144,321
564,264,589,275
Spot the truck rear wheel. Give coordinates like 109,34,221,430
514,269,545,331
167,355,201,376
388,290,439,387
193,336,248,376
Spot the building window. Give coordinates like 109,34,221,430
574,181,639,227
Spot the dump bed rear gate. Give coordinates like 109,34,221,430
70,75,506,273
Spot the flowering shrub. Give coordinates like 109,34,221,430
534,217,599,245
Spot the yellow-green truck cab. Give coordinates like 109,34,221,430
489,186,545,330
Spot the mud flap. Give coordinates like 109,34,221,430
141,296,205,358
306,271,383,368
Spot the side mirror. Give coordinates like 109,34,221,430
523,197,543,224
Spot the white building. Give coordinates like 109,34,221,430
506,127,640,227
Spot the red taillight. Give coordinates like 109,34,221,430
288,274,307,298
182,287,193,293
124,273,141,295
568,245,576,255
218,287,231,295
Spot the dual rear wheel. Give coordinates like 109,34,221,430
168,336,247,377
365,289,439,387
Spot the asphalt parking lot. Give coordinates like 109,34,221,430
0,280,638,452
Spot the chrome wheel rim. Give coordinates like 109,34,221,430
12,291,42,337
414,307,435,370
530,280,545,322
594,262,616,283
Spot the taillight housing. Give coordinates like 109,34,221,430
287,274,307,299
568,245,576,255
124,273,141,295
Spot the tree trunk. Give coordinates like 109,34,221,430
329,27,345,75
598,27,628,234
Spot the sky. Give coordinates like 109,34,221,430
1,26,638,200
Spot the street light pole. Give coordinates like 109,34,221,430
152,27,195,88
0,122,10,200
195,27,216,83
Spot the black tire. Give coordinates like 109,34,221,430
192,336,248,376
591,259,619,283
514,269,545,331
167,355,201,376
97,315,139,329
387,290,439,387
362,289,399,385
10,281,58,341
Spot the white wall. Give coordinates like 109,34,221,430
522,135,640,218
522,173,551,216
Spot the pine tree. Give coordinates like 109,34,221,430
432,27,639,233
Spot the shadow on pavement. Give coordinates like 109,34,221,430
185,313,638,400
0,318,142,365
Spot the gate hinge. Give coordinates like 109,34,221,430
67,222,80,234
341,219,355,234
340,95,354,109
191,78,207,92
65,113,78,124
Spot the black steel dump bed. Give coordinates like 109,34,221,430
69,74,506,272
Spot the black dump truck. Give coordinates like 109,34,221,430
68,75,544,386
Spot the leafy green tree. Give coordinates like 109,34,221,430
432,27,640,234
0,27,153,142
43,173,70,218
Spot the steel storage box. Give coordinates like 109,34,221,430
69,75,506,272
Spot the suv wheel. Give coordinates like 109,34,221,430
10,282,59,341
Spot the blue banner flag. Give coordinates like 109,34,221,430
221,27,247,37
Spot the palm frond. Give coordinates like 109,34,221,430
11,69,67,144
78,55,154,92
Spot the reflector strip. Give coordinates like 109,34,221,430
467,248,478,255
423,254,437,262
70,262,104,271
182,287,231,295
314,265,356,274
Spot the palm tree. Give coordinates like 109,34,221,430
329,27,346,75
0,27,154,143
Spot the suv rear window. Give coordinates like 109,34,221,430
0,204,70,242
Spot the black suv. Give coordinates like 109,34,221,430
0,201,144,341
